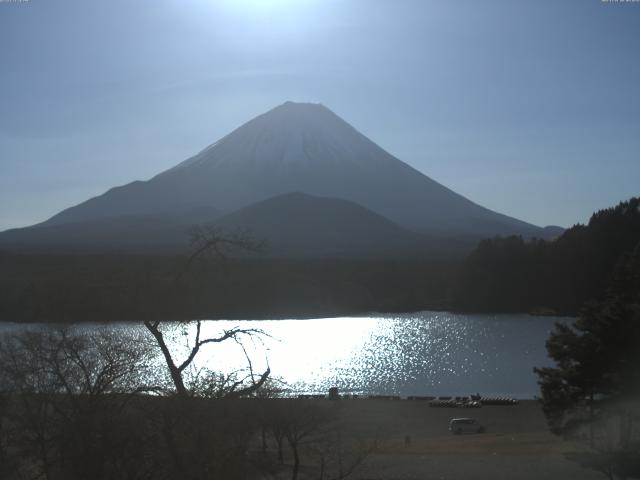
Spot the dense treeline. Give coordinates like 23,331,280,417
453,197,640,314
533,243,640,478
0,254,457,323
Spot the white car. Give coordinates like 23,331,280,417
449,417,485,434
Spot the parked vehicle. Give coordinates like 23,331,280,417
449,417,485,434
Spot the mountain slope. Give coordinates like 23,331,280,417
212,192,468,258
0,207,221,253
39,101,547,238
0,193,476,258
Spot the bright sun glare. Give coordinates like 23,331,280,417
225,0,303,12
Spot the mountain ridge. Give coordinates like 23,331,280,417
0,101,558,256
0,193,479,258
38,101,548,239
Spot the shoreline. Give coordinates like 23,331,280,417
0,308,576,325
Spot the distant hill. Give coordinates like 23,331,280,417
0,207,221,254
212,192,475,258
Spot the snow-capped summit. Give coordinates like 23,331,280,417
170,101,390,173
38,101,545,238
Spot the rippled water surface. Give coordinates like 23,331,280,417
2,312,568,398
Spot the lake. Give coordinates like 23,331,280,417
0,312,568,398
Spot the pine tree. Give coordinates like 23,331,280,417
535,243,640,478
535,243,640,437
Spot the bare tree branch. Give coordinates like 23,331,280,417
143,225,270,398
178,225,266,281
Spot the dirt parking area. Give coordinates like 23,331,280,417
328,399,603,480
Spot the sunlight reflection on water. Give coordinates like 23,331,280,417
2,312,568,398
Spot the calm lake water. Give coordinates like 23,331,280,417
0,312,568,399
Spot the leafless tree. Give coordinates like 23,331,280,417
137,226,272,479
259,399,335,480
256,397,378,480
143,225,270,398
252,377,288,455
143,318,270,397
285,402,332,480
180,224,266,278
314,424,377,480
0,327,152,480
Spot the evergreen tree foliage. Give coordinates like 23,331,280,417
535,243,640,436
454,197,640,314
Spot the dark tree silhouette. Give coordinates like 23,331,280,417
0,328,151,480
454,197,640,314
535,244,640,478
535,244,640,434
143,225,269,397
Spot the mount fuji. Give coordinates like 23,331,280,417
0,101,553,255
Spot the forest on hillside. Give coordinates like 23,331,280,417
453,197,640,314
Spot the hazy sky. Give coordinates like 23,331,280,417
1,0,639,231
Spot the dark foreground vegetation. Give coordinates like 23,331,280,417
0,323,626,480
534,242,640,479
0,255,456,323
0,320,635,480
0,312,381,480
455,197,640,314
